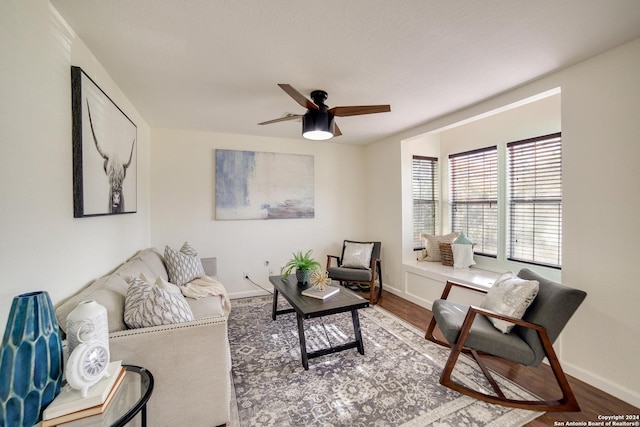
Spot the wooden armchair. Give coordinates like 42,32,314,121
326,240,382,305
425,268,587,412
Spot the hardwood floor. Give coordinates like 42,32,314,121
363,290,639,426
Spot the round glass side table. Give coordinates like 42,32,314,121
62,365,154,427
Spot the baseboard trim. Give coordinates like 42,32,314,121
563,361,640,409
229,289,271,299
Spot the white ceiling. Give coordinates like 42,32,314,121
51,0,640,145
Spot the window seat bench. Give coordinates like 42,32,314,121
400,260,500,310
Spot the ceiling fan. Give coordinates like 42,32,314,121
258,84,391,140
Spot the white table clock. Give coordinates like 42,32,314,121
65,336,111,397
65,301,111,397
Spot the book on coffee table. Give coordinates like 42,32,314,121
301,285,340,300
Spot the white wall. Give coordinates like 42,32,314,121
368,38,640,406
560,39,640,407
149,128,367,296
0,1,151,337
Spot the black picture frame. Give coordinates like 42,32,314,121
71,66,137,218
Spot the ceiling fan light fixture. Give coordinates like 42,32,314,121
302,110,334,140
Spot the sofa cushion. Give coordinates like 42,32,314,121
133,248,169,281
116,258,157,283
165,243,206,286
153,275,183,296
124,276,194,329
181,276,231,317
187,295,225,319
56,274,129,334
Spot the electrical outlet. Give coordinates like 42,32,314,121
268,268,274,276
242,271,248,279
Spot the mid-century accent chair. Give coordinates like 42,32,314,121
326,240,382,305
425,268,587,412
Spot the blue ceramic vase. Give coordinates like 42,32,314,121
0,291,63,427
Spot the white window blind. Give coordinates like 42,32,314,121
450,147,498,256
412,156,438,249
508,132,562,268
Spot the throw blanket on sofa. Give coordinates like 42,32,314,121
182,275,231,316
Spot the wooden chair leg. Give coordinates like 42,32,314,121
370,260,382,305
425,316,451,348
437,309,581,412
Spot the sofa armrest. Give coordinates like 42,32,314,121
201,257,217,278
108,315,230,426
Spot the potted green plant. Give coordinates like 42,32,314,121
281,249,321,284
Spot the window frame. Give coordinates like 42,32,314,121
449,146,498,257
412,155,438,250
507,132,562,269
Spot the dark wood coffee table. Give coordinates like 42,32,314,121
269,275,370,369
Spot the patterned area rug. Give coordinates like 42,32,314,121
228,296,542,427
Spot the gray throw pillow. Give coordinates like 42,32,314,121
164,242,205,286
124,276,194,329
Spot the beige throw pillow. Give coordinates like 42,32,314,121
419,232,460,262
481,272,539,333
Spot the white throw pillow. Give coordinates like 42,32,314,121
124,277,194,329
419,232,459,262
164,242,205,286
481,272,539,333
452,244,475,268
341,242,374,269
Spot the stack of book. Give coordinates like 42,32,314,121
301,285,340,300
42,361,126,426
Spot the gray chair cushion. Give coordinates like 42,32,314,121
432,299,536,365
327,266,372,282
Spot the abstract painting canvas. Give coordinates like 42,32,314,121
215,149,314,220
71,66,137,217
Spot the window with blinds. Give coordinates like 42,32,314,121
412,156,438,249
450,147,498,257
508,132,562,268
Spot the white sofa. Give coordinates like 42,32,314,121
55,248,231,427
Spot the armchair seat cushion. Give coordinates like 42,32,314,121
432,299,536,365
327,266,372,282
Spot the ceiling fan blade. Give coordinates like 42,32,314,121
258,114,303,125
329,105,391,117
333,122,342,137
278,84,318,110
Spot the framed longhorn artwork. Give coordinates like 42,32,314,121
71,66,137,217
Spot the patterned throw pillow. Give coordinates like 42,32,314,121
481,272,539,333
341,242,374,269
124,277,194,329
164,242,205,286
